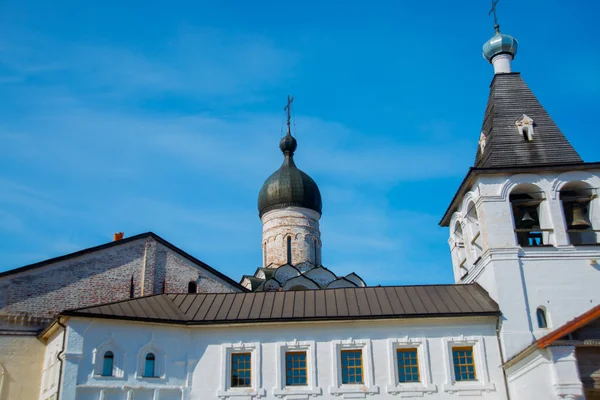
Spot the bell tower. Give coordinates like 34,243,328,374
440,13,600,359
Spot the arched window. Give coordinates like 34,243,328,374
287,236,292,264
144,353,156,377
536,308,548,329
560,181,596,245
510,184,546,247
188,281,197,294
102,351,114,376
452,221,467,277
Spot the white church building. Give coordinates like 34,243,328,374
1,14,599,400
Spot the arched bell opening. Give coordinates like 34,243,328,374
465,202,483,263
509,183,550,247
560,181,598,245
452,220,468,278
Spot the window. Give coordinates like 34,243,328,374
397,349,420,383
188,281,197,294
341,350,363,384
285,352,307,386
287,236,292,264
452,347,476,381
274,340,321,397
231,353,251,387
536,308,548,329
143,353,156,377
102,351,114,377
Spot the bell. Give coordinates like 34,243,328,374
520,210,536,229
570,204,592,229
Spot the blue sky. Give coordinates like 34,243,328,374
0,1,598,285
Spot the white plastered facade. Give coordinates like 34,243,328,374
53,316,507,400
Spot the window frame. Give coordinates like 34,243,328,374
452,346,477,382
340,349,364,384
329,338,378,397
386,337,436,396
92,338,125,379
230,352,252,388
273,340,321,398
285,351,308,386
218,342,265,398
136,341,166,380
143,353,156,378
442,336,495,394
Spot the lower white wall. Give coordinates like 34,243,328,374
57,316,509,400
506,346,584,400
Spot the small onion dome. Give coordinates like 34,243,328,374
483,31,518,63
258,132,322,217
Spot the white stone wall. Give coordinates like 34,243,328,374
447,169,600,359
505,346,584,400
56,316,508,400
262,207,321,270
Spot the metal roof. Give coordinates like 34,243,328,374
62,284,499,325
475,73,582,168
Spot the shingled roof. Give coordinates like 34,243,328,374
475,73,583,168
61,284,499,325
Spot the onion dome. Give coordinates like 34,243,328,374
483,29,518,63
258,132,322,217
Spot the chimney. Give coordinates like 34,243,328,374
113,232,124,241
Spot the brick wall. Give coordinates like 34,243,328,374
0,236,240,319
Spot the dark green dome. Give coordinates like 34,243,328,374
258,133,322,217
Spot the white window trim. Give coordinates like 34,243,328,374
217,342,265,399
386,337,437,396
329,338,379,397
442,336,495,395
91,337,125,379
136,340,167,381
273,339,322,398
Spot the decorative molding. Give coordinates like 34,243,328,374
217,342,265,399
273,339,321,399
136,336,167,380
329,338,379,398
441,336,495,395
91,337,126,379
385,337,437,397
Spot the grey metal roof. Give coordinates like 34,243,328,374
62,284,499,325
258,133,322,217
475,73,583,168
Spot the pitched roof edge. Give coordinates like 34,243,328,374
536,304,600,349
0,231,248,292
0,232,155,278
60,309,500,326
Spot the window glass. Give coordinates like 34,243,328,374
231,353,251,387
397,349,420,382
102,351,114,376
341,350,363,384
452,347,477,381
537,308,548,328
285,351,307,386
144,353,156,377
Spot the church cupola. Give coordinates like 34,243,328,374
482,3,518,74
257,96,323,271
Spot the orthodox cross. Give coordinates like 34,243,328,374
489,0,500,32
284,95,294,134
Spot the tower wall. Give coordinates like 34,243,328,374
449,170,600,359
261,207,321,271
